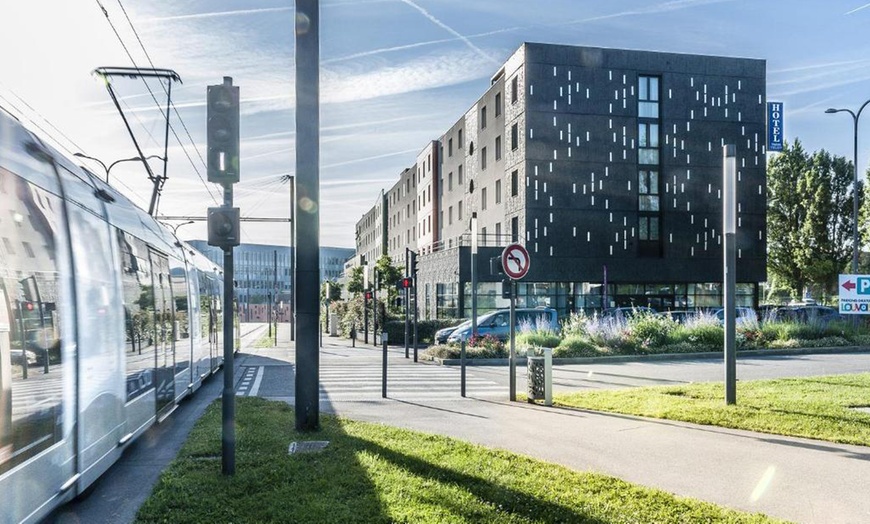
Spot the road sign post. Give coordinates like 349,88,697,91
501,243,530,402
838,275,870,314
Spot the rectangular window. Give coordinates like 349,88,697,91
495,222,501,241
495,92,502,117
448,138,453,157
638,216,660,241
481,105,487,129
458,164,464,185
639,75,660,118
482,187,488,210
495,179,502,204
511,76,518,103
511,216,518,242
511,123,518,150
448,172,453,191
638,122,660,165
481,146,487,170
495,135,502,161
449,206,453,225
458,201,463,220
459,129,463,149
511,170,518,196
638,170,660,211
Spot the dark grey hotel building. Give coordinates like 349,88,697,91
352,42,767,319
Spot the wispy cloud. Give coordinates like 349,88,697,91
322,148,420,169
397,0,501,65
141,7,293,23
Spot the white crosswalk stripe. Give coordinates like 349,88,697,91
317,360,504,401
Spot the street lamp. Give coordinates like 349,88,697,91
169,220,195,235
825,99,870,276
73,152,165,184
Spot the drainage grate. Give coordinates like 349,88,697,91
288,441,330,455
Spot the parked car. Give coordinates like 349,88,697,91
435,320,470,344
769,305,842,325
713,307,757,327
447,308,558,343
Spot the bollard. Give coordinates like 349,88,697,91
544,347,553,406
460,339,466,397
351,325,356,347
381,331,388,398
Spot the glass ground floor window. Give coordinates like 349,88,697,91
450,281,758,319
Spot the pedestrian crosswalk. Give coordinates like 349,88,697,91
236,354,506,402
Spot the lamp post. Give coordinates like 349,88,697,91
169,220,195,235
825,99,870,276
73,153,164,184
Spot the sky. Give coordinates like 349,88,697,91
2,0,870,249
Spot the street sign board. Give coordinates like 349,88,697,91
838,274,870,314
501,243,530,280
767,101,783,152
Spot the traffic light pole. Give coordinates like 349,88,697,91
220,186,236,475
404,248,409,358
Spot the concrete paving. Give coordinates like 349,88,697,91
49,323,870,523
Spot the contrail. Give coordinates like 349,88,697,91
397,0,500,65
846,2,870,14
142,7,292,23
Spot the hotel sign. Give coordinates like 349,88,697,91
768,102,783,152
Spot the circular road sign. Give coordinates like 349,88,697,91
501,243,530,280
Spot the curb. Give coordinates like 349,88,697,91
428,345,870,366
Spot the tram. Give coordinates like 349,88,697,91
0,109,229,524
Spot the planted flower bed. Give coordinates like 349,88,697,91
424,310,870,360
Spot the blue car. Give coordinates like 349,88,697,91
447,308,558,343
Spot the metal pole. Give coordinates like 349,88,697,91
413,277,419,362
509,279,516,401
404,247,409,358
273,249,277,344
268,292,272,338
460,339,466,397
294,0,320,432
364,293,369,344
471,213,478,338
382,332,388,398
290,178,296,341
723,145,737,405
373,273,378,347
221,189,235,474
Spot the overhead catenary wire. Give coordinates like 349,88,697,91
94,0,220,207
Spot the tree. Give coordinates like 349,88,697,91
346,266,364,296
767,140,858,301
374,255,403,315
320,279,342,302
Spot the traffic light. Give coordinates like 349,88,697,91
490,256,504,276
364,291,373,301
410,250,418,277
207,78,240,184
396,277,413,289
207,206,240,249
501,279,512,299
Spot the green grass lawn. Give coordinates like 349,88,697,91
553,373,870,446
253,332,276,348
136,397,783,523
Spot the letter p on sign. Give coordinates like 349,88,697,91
860,277,870,295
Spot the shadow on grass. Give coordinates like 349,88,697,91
135,397,393,524
342,434,608,524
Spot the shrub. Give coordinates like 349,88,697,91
517,330,561,349
560,312,589,338
626,312,675,349
382,319,456,344
554,335,600,358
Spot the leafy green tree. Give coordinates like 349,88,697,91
346,266,364,296
320,279,342,302
374,255,403,315
767,140,858,301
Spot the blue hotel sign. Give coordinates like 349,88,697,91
768,102,784,152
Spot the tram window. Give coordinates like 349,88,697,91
116,230,157,402
0,170,66,475
170,258,189,375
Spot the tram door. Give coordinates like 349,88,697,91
150,252,175,419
